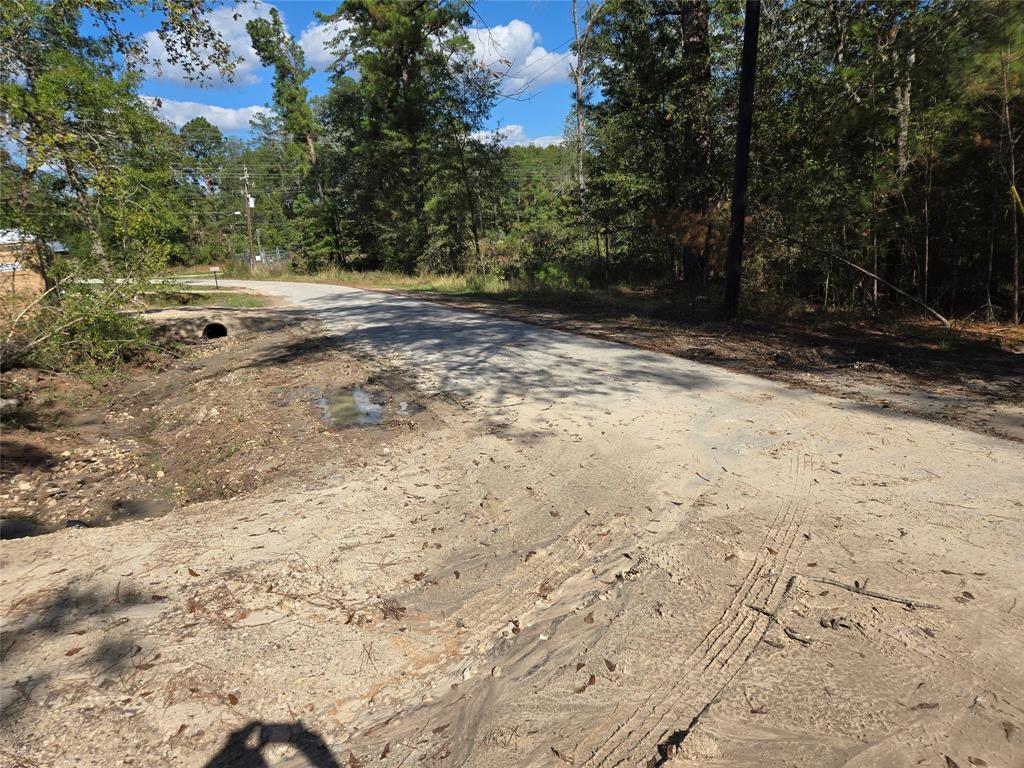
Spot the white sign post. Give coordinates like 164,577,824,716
209,265,221,290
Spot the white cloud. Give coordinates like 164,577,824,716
298,20,350,70
467,20,572,95
146,97,272,132
475,124,563,148
142,4,277,86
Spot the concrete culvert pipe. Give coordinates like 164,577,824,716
202,322,228,339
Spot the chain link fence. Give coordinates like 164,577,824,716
233,246,292,268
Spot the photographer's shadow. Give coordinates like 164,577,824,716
204,722,342,768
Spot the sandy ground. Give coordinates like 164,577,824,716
1,282,1022,768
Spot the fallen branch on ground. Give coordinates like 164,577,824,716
746,600,813,645
833,257,951,328
807,575,940,609
746,576,813,644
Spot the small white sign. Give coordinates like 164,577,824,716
247,196,255,209
0,262,21,273
209,266,221,273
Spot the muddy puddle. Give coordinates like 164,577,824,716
280,383,416,428
321,387,416,428
317,386,385,427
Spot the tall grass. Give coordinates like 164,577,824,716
164,262,787,324
199,262,512,295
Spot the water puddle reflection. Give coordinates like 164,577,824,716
317,387,384,427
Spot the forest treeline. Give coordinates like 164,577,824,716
2,0,1022,359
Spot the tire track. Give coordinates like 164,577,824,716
578,434,817,767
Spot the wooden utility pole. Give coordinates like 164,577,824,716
570,1,608,198
241,166,256,272
572,0,585,199
724,0,761,319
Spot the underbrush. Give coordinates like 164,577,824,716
162,263,1022,348
2,285,156,373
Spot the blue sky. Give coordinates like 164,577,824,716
135,1,578,145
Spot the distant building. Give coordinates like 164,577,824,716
0,229,67,294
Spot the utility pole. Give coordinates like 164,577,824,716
724,0,761,319
241,166,256,272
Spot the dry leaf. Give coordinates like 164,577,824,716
604,659,616,672
945,757,961,768
583,612,594,624
550,746,575,764
187,568,200,577
380,599,406,620
1003,721,1018,740
65,647,83,657
767,547,778,555
379,743,391,759
967,758,987,767
574,673,597,694
227,693,239,705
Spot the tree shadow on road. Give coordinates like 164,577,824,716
196,298,716,410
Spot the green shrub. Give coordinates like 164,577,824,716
2,284,153,372
529,262,590,292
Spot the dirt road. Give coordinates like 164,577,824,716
2,281,1022,768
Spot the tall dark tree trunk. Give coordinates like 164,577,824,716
64,159,108,272
724,0,761,319
923,156,932,305
680,0,712,283
456,135,482,265
1003,49,1020,324
683,0,712,205
895,49,915,181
